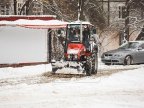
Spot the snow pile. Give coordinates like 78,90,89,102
0,64,52,79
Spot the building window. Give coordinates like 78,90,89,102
1,5,4,8
119,6,127,18
6,5,9,9
18,3,22,8
1,10,5,15
18,8,21,11
6,10,9,15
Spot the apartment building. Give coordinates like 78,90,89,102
0,0,13,15
0,0,43,15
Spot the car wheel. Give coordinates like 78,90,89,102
124,56,133,65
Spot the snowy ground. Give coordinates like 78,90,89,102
0,61,144,108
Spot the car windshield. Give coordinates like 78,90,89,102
119,42,140,49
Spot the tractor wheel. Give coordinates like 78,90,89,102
85,56,93,76
91,53,98,74
85,53,98,76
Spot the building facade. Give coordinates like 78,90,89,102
0,0,13,15
0,0,43,15
99,0,144,53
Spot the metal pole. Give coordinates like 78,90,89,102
108,0,110,26
48,29,52,63
78,0,80,21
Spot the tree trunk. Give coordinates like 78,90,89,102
13,0,17,15
20,0,32,15
125,0,130,41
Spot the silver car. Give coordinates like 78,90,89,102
101,41,144,65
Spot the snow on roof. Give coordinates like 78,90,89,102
0,19,68,29
69,20,92,25
0,15,56,18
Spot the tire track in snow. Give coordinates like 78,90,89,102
0,66,140,86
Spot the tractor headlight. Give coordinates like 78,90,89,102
74,55,78,59
68,55,70,59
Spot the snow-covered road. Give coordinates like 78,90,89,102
0,63,144,108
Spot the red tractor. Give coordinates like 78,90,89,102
52,21,98,76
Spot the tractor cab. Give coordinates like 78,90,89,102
64,21,96,61
66,21,94,43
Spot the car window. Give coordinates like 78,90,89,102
119,42,139,49
140,43,144,49
129,42,139,49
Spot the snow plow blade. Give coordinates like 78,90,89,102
51,60,84,73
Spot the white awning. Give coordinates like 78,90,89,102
0,19,68,29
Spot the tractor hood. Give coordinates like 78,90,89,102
67,43,85,55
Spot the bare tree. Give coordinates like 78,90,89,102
20,0,33,15
13,0,17,15
50,0,106,29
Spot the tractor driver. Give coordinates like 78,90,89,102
73,28,80,41
83,26,90,51
69,28,80,42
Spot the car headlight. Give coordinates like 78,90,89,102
114,54,122,57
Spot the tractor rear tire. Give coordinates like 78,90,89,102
85,52,98,76
85,56,93,76
91,53,98,74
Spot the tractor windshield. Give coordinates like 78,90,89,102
67,25,81,42
66,23,93,45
